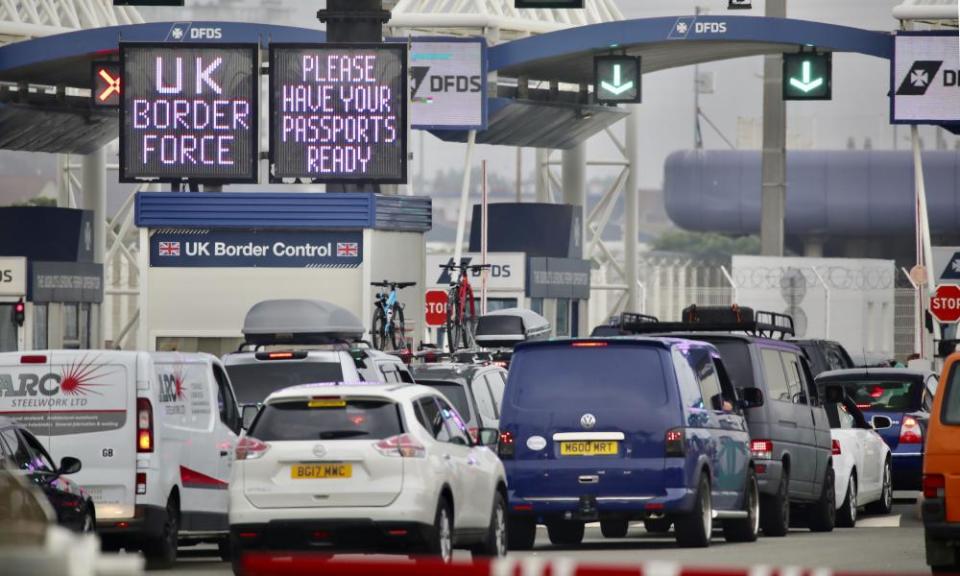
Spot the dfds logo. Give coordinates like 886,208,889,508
166,23,223,42
695,22,727,34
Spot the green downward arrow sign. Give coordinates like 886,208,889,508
789,60,824,93
601,64,635,96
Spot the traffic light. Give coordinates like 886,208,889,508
91,61,121,108
783,52,832,101
594,55,641,104
12,298,24,328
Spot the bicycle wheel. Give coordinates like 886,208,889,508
446,289,463,353
462,283,477,348
390,304,406,351
371,307,387,350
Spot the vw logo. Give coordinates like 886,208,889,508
312,444,327,458
580,413,597,430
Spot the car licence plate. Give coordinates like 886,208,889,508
559,441,618,456
290,464,352,479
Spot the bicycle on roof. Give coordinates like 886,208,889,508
370,280,415,352
439,262,491,353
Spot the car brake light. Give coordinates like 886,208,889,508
136,472,147,495
137,398,153,453
751,439,773,460
924,474,946,499
374,434,426,458
235,437,270,461
571,341,607,348
20,355,47,364
665,428,685,457
832,439,841,456
900,416,923,444
498,431,515,459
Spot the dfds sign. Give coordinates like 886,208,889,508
120,43,259,183
892,33,960,124
269,44,408,183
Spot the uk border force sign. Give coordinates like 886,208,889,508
892,33,960,124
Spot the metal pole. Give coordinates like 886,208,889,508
624,107,640,312
481,160,489,316
810,266,831,339
83,146,106,347
562,142,587,257
515,147,523,202
761,0,787,256
912,126,937,361
453,130,477,267
535,149,550,202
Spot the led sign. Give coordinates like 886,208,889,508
782,52,832,101
892,33,960,124
269,44,408,184
119,43,259,183
92,61,121,108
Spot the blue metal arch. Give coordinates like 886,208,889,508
489,15,893,74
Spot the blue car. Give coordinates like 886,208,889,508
816,368,938,490
498,338,760,549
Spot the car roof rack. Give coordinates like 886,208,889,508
602,305,795,340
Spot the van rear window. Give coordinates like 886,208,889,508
250,399,402,441
507,345,667,408
227,362,343,405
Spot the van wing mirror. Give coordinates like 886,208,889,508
871,415,893,430
58,456,81,476
477,428,500,447
824,384,845,404
741,387,764,409
241,405,260,430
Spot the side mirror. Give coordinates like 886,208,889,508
872,415,893,430
824,384,845,404
477,428,500,447
741,387,764,409
241,404,260,430
59,456,81,475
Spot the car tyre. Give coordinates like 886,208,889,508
229,539,245,576
218,538,232,563
600,519,629,538
808,467,836,532
675,473,712,548
507,516,536,551
546,520,584,546
643,518,672,534
760,469,790,537
724,468,760,543
143,495,179,570
81,505,95,533
866,459,893,515
425,498,454,564
837,473,857,528
471,492,508,558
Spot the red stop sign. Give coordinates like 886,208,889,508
931,284,960,323
425,290,449,327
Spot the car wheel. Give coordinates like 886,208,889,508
760,469,790,537
600,519,629,538
546,520,584,546
675,473,712,548
144,495,179,570
866,459,893,515
837,473,857,528
81,506,95,533
507,516,536,551
471,493,507,558
808,467,836,532
724,468,760,543
643,518,672,534
425,498,454,563
230,539,245,576
218,538,232,562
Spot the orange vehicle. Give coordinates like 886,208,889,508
923,352,960,573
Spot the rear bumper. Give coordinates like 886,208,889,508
754,459,784,496
507,487,697,521
230,520,434,554
891,450,923,490
923,498,960,567
96,504,167,541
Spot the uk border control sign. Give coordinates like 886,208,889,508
410,39,487,130
119,43,260,183
270,44,408,184
892,32,960,124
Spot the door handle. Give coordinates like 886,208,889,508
220,451,229,457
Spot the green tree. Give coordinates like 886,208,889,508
652,230,761,261
10,196,56,207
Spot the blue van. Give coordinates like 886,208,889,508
498,338,760,549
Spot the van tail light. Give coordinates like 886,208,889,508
832,439,842,456
20,355,47,364
235,437,269,461
136,472,147,495
498,431,515,459
924,474,946,499
374,434,426,458
900,416,923,444
137,398,153,453
665,428,685,457
751,439,773,460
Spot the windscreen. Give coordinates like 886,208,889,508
418,381,472,420
835,379,921,412
227,362,344,405
507,344,667,409
250,399,402,441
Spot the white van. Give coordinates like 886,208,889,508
0,350,242,568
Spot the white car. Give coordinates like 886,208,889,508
827,398,893,527
228,382,507,574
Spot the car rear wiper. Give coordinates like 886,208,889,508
318,430,370,439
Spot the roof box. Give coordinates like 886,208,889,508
242,299,365,345
474,308,551,349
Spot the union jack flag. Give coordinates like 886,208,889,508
336,242,358,258
158,241,181,256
